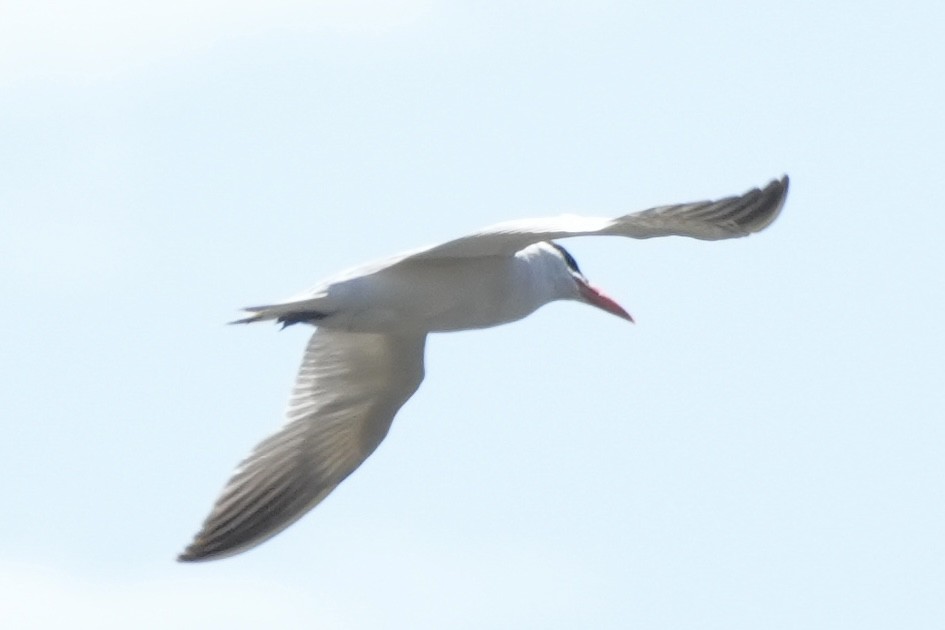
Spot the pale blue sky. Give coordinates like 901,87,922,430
2,1,944,628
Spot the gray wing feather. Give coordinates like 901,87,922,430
179,329,426,561
405,176,788,260
603,175,788,240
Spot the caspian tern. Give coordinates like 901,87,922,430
179,176,789,562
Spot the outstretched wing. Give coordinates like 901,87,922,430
179,329,426,561
401,176,788,261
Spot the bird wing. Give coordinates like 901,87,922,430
401,176,788,261
179,329,426,561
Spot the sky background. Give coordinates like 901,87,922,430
2,1,944,628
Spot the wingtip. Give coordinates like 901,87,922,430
176,541,225,563
774,173,790,198
773,172,791,210
747,174,790,234
176,540,205,563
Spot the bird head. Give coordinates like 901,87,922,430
546,242,634,323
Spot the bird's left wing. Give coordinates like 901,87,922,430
398,176,788,262
179,329,426,561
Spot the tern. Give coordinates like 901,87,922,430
179,176,789,561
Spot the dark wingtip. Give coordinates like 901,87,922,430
771,174,790,205
176,540,204,563
177,541,220,563
743,174,790,234
769,173,790,217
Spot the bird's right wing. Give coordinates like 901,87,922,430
400,176,789,261
179,329,426,561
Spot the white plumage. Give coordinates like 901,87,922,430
179,176,789,561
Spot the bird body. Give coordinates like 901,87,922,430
243,243,579,334
179,176,789,562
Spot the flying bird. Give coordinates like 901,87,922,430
179,176,789,561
